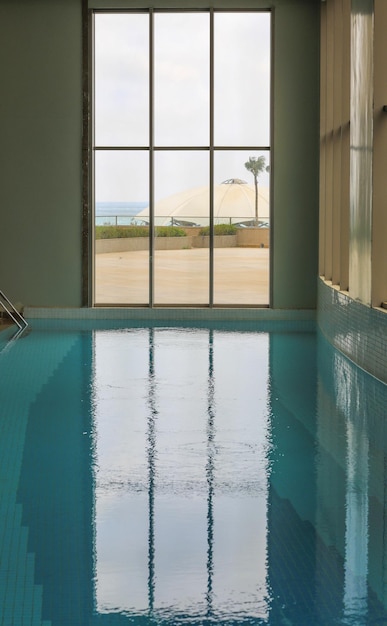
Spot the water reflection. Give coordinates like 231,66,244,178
337,353,370,624
7,325,387,626
92,327,270,621
316,333,387,625
205,330,215,618
89,327,387,625
147,328,157,616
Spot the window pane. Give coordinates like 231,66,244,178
94,151,150,305
213,151,270,305
154,13,210,146
93,11,271,307
214,12,271,146
95,14,149,146
153,151,209,305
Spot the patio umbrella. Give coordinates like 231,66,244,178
136,179,270,226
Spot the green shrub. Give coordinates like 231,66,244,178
95,226,148,239
199,224,237,236
95,225,186,239
155,226,186,238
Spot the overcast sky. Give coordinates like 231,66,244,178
94,11,271,203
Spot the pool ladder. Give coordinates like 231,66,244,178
0,289,28,334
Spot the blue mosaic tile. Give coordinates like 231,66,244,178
317,279,387,383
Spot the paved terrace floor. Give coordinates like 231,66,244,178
95,247,270,306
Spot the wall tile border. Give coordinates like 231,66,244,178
317,278,387,384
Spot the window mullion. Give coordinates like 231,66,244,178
209,7,214,308
149,8,154,307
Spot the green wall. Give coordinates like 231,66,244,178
0,0,319,309
271,1,320,308
0,0,83,307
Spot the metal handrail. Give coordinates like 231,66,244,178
0,290,28,331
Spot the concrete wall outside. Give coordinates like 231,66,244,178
192,235,237,249
181,227,270,248
236,229,269,248
96,236,193,254
95,230,270,253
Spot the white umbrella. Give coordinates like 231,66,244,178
136,179,270,226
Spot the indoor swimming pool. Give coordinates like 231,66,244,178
0,320,386,626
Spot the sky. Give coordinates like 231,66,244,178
94,11,271,203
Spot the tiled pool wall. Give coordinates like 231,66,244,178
23,306,315,324
20,287,387,385
317,278,387,384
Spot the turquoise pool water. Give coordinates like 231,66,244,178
0,321,386,625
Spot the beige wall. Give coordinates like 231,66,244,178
0,0,319,310
319,0,350,291
349,0,373,305
372,0,387,308
320,0,387,309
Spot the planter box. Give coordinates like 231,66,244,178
96,236,192,254
236,228,270,248
192,235,237,248
95,230,270,254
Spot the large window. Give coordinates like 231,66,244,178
93,10,271,306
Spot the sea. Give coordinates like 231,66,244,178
96,201,148,226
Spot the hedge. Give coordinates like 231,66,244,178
198,224,238,236
95,225,186,239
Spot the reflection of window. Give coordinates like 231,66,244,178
92,327,270,620
93,10,271,306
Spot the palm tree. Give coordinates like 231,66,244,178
244,156,267,225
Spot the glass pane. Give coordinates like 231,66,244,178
94,14,149,146
154,13,210,146
214,12,271,146
94,151,150,305
213,151,270,305
153,151,209,305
